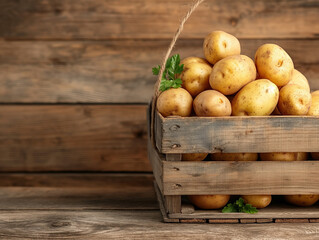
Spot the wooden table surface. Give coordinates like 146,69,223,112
0,173,318,239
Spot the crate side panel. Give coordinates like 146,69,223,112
163,161,319,195
160,116,319,153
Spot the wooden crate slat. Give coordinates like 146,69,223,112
158,112,319,153
163,161,319,195
164,154,182,214
148,139,164,193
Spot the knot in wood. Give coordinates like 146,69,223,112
51,221,71,228
169,125,180,131
171,144,181,149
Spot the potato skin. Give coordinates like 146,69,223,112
193,90,231,117
182,153,208,161
210,153,258,161
307,91,319,116
286,69,310,92
260,152,308,161
180,62,212,97
209,55,256,95
203,31,241,64
278,84,312,115
231,79,279,116
255,44,294,87
181,57,210,66
284,195,319,207
157,88,193,117
241,195,272,209
188,195,230,209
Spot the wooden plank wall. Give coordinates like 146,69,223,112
0,0,318,172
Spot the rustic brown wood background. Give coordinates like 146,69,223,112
0,0,318,173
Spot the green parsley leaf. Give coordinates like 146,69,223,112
152,65,161,75
222,197,258,214
222,203,238,213
153,54,184,92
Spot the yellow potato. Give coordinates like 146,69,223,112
209,55,257,95
203,31,241,65
210,153,258,161
255,44,294,87
278,84,312,115
157,88,193,117
307,91,319,116
188,195,230,209
260,152,308,161
286,69,310,92
181,57,210,66
180,62,212,97
284,195,319,207
193,90,231,117
241,195,272,209
182,153,208,161
311,153,319,159
231,79,279,116
312,90,319,97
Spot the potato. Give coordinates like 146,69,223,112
255,44,294,87
203,31,241,65
209,55,257,95
180,62,212,97
286,69,310,92
241,195,272,209
284,195,319,207
193,90,231,117
260,152,308,161
181,57,210,66
311,153,319,160
188,195,230,209
157,88,193,117
278,84,312,115
182,153,208,161
210,153,258,161
231,79,279,116
307,91,319,116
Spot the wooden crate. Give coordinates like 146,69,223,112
147,104,319,223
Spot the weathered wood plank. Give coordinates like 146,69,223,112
0,0,318,40
0,173,152,188
148,138,164,192
0,39,318,103
158,113,319,153
0,210,318,239
165,154,182,214
163,161,319,195
0,105,150,172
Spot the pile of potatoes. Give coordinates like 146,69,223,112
156,30,319,210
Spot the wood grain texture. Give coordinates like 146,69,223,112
0,105,150,172
0,173,157,210
0,39,318,103
0,0,318,40
0,210,319,239
165,154,182,214
158,112,319,153
163,160,319,195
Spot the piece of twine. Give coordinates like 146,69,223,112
150,0,205,145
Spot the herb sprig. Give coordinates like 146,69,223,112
152,54,184,92
222,197,258,214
